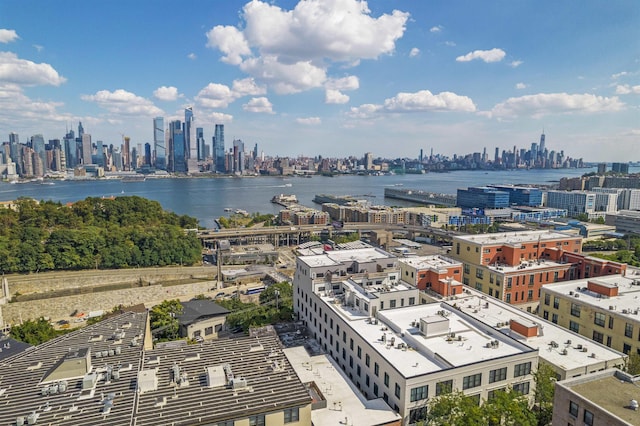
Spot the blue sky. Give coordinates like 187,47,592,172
0,0,638,161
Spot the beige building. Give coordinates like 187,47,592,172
540,273,640,357
293,246,539,424
552,369,640,426
176,299,229,341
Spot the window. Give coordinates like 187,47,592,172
390,300,396,308
395,383,401,398
409,297,415,305
487,388,505,401
436,380,453,396
552,313,558,324
554,271,559,282
624,343,632,354
609,316,615,329
594,312,605,327
249,414,265,426
410,385,428,402
544,294,550,306
373,383,379,397
507,277,512,289
527,289,533,300
489,367,507,383
462,373,482,390
464,264,470,274
476,269,483,279
514,362,532,377
593,330,604,343
205,326,214,335
513,381,530,395
506,293,511,303
357,346,362,358
365,354,370,367
365,375,370,386
284,407,299,423
570,303,581,317
553,296,560,309
626,323,634,338
475,283,482,291
350,338,353,349
374,362,379,376
569,321,579,333
569,401,579,417
490,274,494,284
529,274,534,286
583,409,594,426
409,407,428,424
384,372,389,387
357,365,361,376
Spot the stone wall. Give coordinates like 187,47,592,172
4,266,216,297
1,280,219,326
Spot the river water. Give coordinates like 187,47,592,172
1,167,633,228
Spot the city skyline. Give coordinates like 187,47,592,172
0,1,638,161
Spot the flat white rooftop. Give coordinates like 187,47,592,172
284,346,401,426
442,288,625,375
397,255,461,271
454,230,578,246
485,258,566,273
343,278,415,301
299,247,395,268
543,273,640,321
322,295,533,378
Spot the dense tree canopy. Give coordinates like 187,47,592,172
10,318,61,345
150,299,183,341
0,196,201,273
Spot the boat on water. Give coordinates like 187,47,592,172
271,194,298,206
224,208,233,212
283,183,293,187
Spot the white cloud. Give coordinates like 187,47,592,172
296,117,321,125
0,52,66,86
194,83,235,108
81,89,163,116
231,77,267,97
33,44,44,52
0,29,19,43
206,25,251,65
509,60,523,68
612,71,628,79
456,48,506,63
615,84,640,95
348,89,476,119
515,82,528,90
187,53,197,60
490,92,625,119
444,41,456,47
0,83,71,127
243,97,274,114
240,55,327,94
383,90,476,112
325,75,359,91
409,47,420,57
325,89,350,104
206,0,409,95
153,86,181,101
206,111,234,123
430,25,443,33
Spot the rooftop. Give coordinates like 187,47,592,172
560,369,640,425
397,255,462,271
0,313,311,426
298,247,395,269
284,346,401,426
441,288,626,376
542,273,640,320
176,299,230,325
453,230,579,246
321,293,534,378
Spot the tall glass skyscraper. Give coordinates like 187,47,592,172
31,134,46,173
184,107,195,159
170,120,186,173
196,127,205,161
213,124,225,173
153,117,166,170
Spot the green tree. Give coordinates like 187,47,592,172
423,391,485,425
150,299,183,341
10,318,59,345
626,352,640,375
533,362,556,426
484,388,536,426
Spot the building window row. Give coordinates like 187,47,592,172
410,385,428,402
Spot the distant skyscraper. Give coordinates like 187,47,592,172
539,130,546,154
196,127,205,161
170,120,186,172
153,117,166,170
123,136,131,171
144,143,152,166
233,139,244,174
78,122,84,139
184,107,195,159
31,134,46,173
213,124,225,173
81,133,92,165
63,129,76,169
